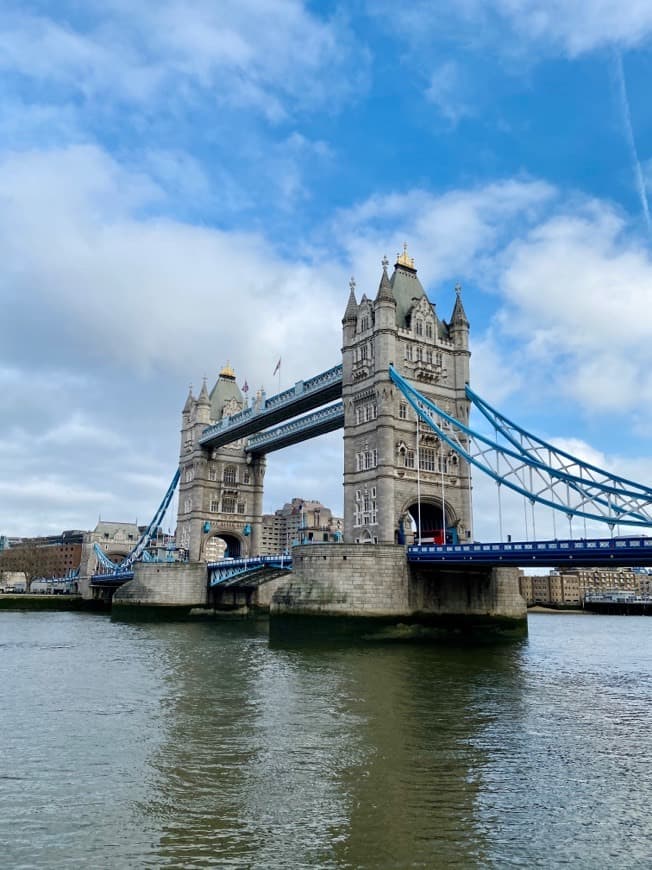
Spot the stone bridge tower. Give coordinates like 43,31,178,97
176,364,265,562
341,246,472,546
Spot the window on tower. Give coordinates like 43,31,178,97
420,447,436,472
223,465,237,485
222,495,236,513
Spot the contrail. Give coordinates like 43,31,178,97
613,51,651,238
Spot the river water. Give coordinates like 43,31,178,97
1,611,650,869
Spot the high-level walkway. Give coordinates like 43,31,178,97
199,365,343,451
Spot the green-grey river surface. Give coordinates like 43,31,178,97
1,611,650,869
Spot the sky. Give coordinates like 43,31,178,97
2,0,652,542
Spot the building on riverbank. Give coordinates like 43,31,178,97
0,530,84,589
520,567,651,607
260,498,343,553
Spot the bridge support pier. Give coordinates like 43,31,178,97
270,544,527,640
112,562,208,618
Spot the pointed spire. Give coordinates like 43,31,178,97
343,276,358,323
183,384,195,413
450,283,469,328
375,254,395,304
198,377,210,405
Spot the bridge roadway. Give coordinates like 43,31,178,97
207,555,292,587
199,364,342,451
89,536,652,591
408,535,652,568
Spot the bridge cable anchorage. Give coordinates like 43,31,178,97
92,469,180,578
389,365,652,529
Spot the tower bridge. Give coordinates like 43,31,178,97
95,244,652,635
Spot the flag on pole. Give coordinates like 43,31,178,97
273,357,281,376
242,380,249,393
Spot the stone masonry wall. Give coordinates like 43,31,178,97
272,544,411,617
271,543,526,622
113,562,208,608
409,564,526,618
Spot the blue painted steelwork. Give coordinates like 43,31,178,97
408,536,652,567
466,385,652,499
90,569,134,586
207,554,292,587
246,402,344,454
33,566,80,585
389,365,652,529
199,365,343,449
90,469,180,584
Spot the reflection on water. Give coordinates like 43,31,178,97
1,613,650,869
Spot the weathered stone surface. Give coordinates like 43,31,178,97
113,562,208,608
271,544,527,632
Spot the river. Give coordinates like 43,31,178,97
1,611,650,869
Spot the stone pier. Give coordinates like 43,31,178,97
270,544,527,639
112,562,208,618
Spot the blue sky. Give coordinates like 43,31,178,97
2,0,652,540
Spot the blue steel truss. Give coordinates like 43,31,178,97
389,366,652,529
92,469,180,576
207,555,292,587
466,386,652,500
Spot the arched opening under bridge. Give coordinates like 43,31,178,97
203,532,243,561
400,499,458,546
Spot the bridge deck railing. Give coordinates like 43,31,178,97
408,535,652,565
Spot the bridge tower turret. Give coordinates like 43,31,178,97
341,246,473,546
176,364,266,562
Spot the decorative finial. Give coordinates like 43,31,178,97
455,283,462,297
396,242,416,270
220,360,236,378
349,276,356,292
381,255,389,271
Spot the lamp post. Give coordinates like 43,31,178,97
243,523,251,566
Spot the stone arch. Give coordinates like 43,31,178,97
202,531,244,561
399,497,458,545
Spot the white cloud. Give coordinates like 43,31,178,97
3,141,652,535
495,0,652,56
498,202,652,411
425,61,474,125
370,0,652,57
1,1,366,121
0,145,346,385
331,178,556,293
